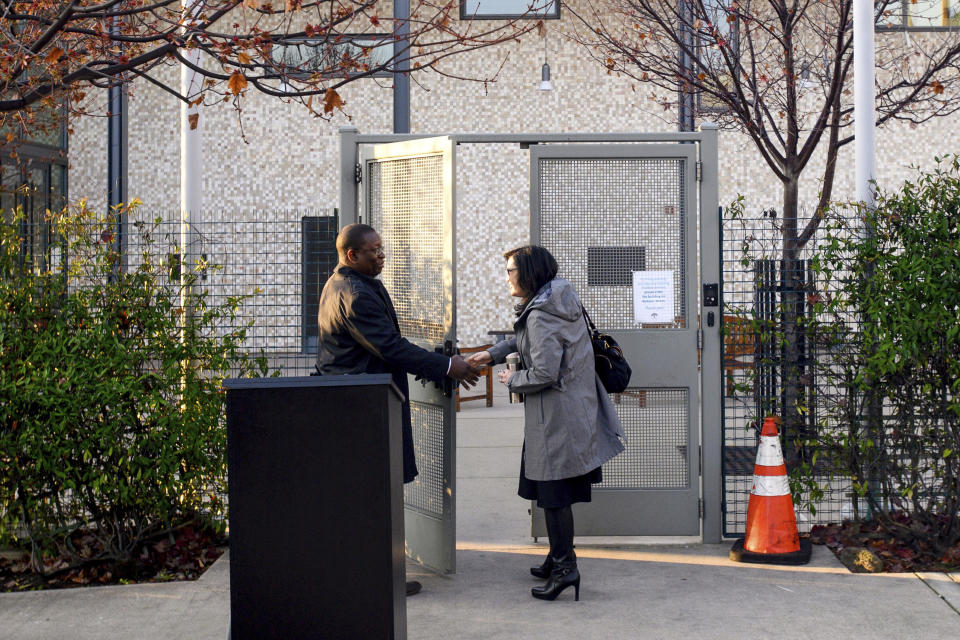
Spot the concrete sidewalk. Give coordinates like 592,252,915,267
2,386,959,639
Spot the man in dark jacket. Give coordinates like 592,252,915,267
316,223,478,596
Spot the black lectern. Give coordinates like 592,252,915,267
225,375,406,640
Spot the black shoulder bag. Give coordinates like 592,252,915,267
581,305,632,393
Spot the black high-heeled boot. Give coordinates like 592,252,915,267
531,561,580,601
530,555,553,579
532,506,579,601
531,505,563,578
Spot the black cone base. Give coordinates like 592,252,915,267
729,538,812,565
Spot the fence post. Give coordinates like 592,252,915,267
699,123,722,543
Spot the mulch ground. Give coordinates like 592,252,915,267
809,516,960,573
0,525,225,591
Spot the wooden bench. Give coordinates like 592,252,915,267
456,344,494,411
722,314,756,396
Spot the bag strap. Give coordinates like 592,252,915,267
580,303,598,334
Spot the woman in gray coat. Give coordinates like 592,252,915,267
467,245,624,601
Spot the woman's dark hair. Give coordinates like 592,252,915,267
504,245,558,309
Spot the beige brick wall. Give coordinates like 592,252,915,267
67,7,960,349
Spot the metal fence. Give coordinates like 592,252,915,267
120,212,340,376
2,212,340,542
12,206,885,538
720,209,863,537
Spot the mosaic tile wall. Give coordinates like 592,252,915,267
452,143,530,346
68,5,960,349
537,157,689,331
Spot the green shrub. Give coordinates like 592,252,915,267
0,202,266,575
810,156,960,552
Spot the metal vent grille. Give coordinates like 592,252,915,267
404,402,445,518
539,158,686,330
587,246,646,286
599,388,689,489
366,155,445,343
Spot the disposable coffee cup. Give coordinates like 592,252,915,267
505,352,523,404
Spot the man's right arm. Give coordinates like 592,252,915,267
344,289,450,384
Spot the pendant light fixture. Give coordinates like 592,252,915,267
538,28,553,91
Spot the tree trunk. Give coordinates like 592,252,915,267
780,174,807,463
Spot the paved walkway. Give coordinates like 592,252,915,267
2,386,959,639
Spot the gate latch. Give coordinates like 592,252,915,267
354,162,362,184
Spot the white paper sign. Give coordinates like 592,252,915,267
633,270,674,324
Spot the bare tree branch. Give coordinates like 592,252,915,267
564,0,960,249
0,0,545,124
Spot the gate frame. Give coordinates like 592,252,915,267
338,126,723,543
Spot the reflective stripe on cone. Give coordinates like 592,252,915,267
751,474,790,496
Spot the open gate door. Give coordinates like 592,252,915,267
530,144,701,536
361,137,458,573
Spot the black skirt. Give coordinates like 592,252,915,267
517,442,603,509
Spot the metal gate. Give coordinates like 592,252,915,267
341,126,722,549
530,144,703,536
360,137,459,573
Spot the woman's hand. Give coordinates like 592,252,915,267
465,350,492,367
497,368,514,386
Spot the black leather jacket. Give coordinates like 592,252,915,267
315,264,449,383
316,264,449,483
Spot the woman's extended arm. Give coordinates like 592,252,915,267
506,312,564,394
486,337,518,365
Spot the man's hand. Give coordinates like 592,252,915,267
449,355,481,388
465,351,492,367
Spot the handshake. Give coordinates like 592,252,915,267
447,350,494,388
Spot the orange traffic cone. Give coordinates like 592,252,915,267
730,416,811,564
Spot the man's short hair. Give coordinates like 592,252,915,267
337,223,378,259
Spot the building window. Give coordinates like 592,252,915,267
273,36,394,79
1,161,68,273
882,0,960,28
697,0,739,113
460,0,559,20
0,96,68,274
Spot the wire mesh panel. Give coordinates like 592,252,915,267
366,155,445,343
530,144,700,536
539,158,686,330
123,212,338,377
721,212,853,536
405,403,445,518
10,212,339,534
367,150,451,522
600,389,689,489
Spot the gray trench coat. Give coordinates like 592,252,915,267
488,279,625,481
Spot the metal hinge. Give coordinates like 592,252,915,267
354,162,362,184
696,328,702,350
695,161,702,182
698,498,704,519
